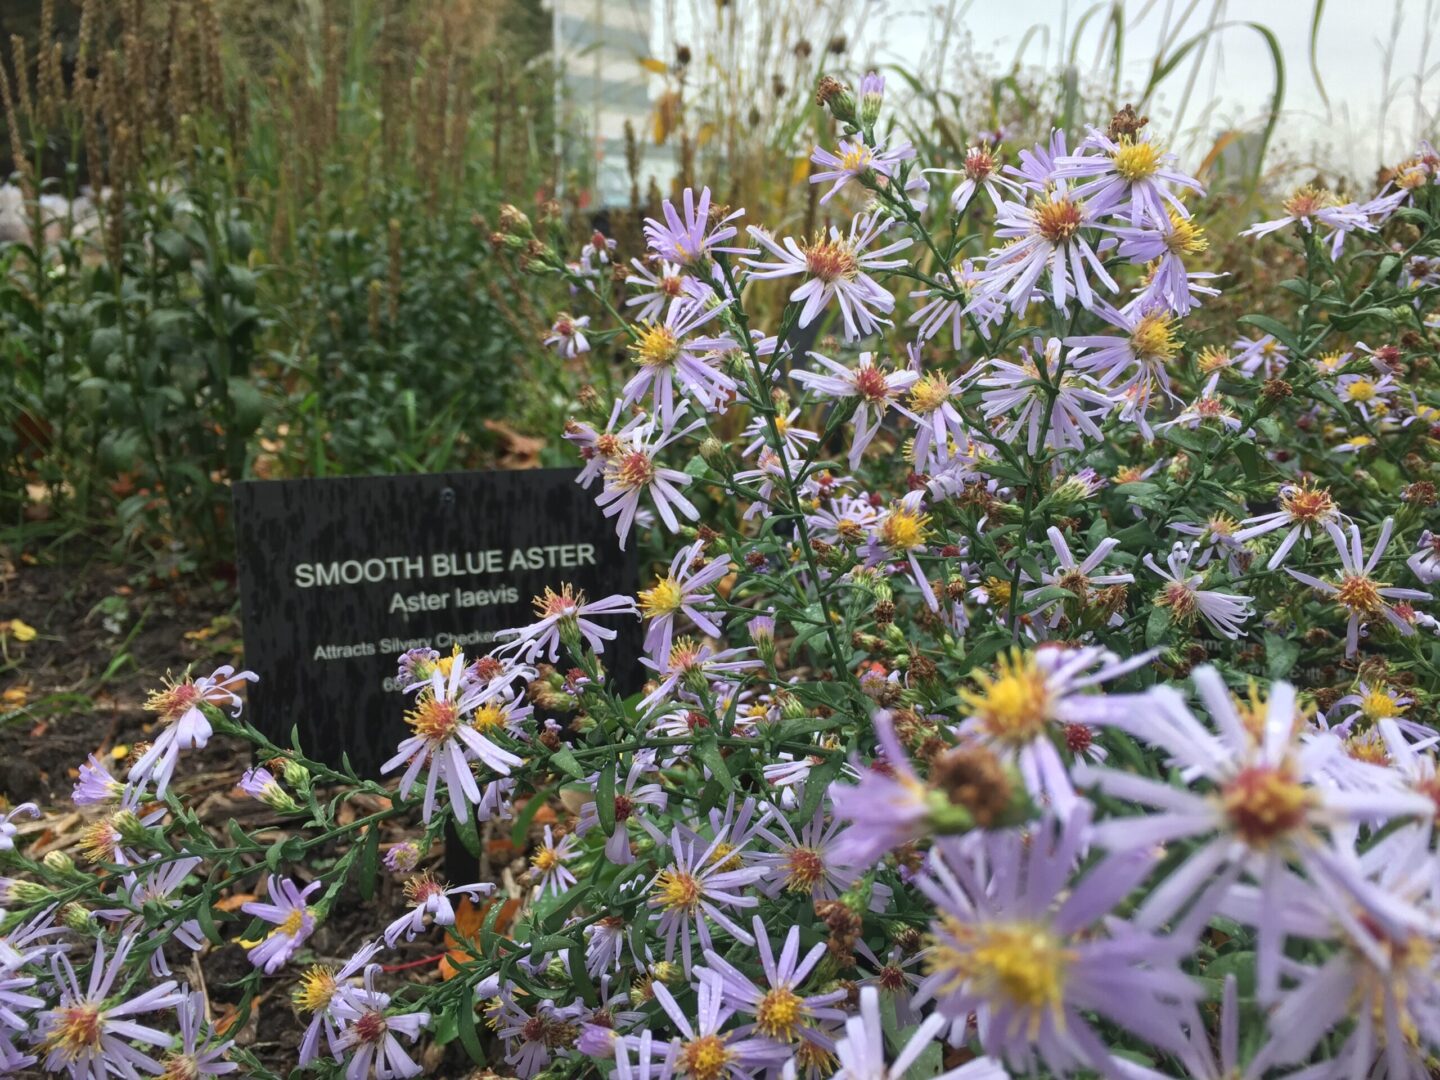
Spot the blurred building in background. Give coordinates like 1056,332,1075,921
550,0,676,209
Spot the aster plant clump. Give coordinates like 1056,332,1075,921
0,89,1439,1080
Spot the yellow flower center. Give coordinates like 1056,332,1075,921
706,841,744,873
880,508,930,552
405,696,460,744
1163,208,1207,254
532,846,561,873
906,371,952,415
840,143,874,172
1282,184,1337,217
1334,573,1386,617
1130,311,1179,364
639,577,685,619
278,906,309,939
472,703,507,734
632,324,681,368
293,965,338,1013
928,917,1071,1014
1112,137,1163,181
754,986,806,1041
1032,194,1083,243
1346,378,1378,402
679,1033,733,1080
1279,483,1337,524
1221,764,1313,846
42,1003,103,1060
803,236,859,283
959,649,1052,745
651,868,702,913
1360,687,1404,722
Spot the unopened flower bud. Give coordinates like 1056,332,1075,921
60,902,94,932
498,204,533,238
42,850,79,879
748,614,776,666
113,810,153,849
699,437,727,470
858,71,884,126
0,877,52,904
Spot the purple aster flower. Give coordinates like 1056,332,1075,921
956,644,1154,820
1004,129,1069,190
0,803,37,851
830,709,932,867
241,875,322,974
915,806,1197,1074
621,298,736,422
908,259,1002,347
132,665,257,798
1022,526,1135,629
643,186,746,269
834,986,1008,1080
96,856,206,978
809,135,915,204
1232,480,1345,570
1111,209,1213,314
1241,184,1376,259
793,351,919,469
892,369,970,471
293,941,384,1066
544,313,590,359
740,407,818,460
73,755,123,806
976,187,1117,313
158,990,238,1078
862,490,939,610
594,412,704,549
975,342,1113,455
743,213,913,341
332,967,429,1080
529,824,578,897
36,933,186,1079
1409,530,1440,584
576,750,667,864
626,258,694,323
0,906,64,972
1158,373,1245,436
638,540,733,666
637,640,761,718
1053,125,1203,226
702,916,848,1044
646,825,768,974
756,804,889,907
1144,542,1255,640
238,766,300,813
650,973,790,1077
1286,518,1432,656
497,584,639,665
1063,301,1185,399
927,143,1019,214
393,647,440,691
383,873,494,946
1077,666,1434,1002
380,653,525,824
1230,332,1289,378
1334,369,1398,422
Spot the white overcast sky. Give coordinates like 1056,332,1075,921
867,0,1439,175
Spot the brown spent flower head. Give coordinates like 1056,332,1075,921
1107,102,1149,142
929,744,1014,828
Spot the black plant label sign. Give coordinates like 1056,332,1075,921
233,469,639,774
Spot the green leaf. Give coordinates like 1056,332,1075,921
549,747,586,781
800,756,843,822
1264,631,1301,679
1236,314,1299,354
456,997,487,1065
694,740,736,791
1145,604,1172,649
597,764,616,834
357,825,380,902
